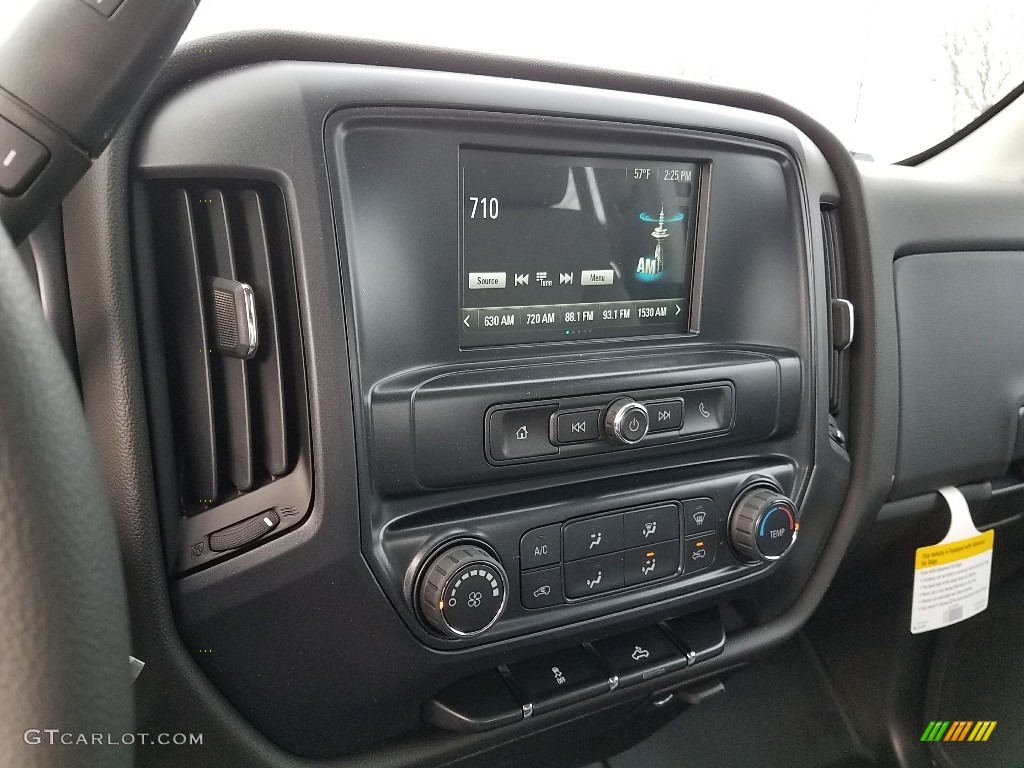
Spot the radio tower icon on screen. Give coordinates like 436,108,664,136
636,204,669,278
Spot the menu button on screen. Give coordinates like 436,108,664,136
581,269,615,286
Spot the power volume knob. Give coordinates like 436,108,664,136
418,544,508,638
729,486,799,564
604,398,650,445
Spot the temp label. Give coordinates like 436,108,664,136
910,488,994,634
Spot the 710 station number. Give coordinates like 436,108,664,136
468,196,499,219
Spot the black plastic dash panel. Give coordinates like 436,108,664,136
371,350,799,492
423,608,725,732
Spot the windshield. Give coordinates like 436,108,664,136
181,0,1024,163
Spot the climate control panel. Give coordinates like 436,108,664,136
516,500,719,611
411,479,798,641
399,466,801,645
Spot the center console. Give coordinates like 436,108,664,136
331,107,818,647
134,62,849,758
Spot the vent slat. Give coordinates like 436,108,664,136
821,207,846,416
215,353,256,492
150,179,298,513
235,189,289,476
196,189,255,493
154,189,220,506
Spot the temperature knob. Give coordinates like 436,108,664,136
418,544,508,638
604,398,650,445
728,486,798,563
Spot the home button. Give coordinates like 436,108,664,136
488,405,559,461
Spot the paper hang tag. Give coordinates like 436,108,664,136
910,487,994,634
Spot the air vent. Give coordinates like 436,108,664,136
821,205,849,417
147,182,302,515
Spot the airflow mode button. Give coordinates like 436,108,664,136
563,514,624,561
623,540,680,586
623,504,679,547
563,552,624,597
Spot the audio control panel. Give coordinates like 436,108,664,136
368,351,798,491
486,382,734,464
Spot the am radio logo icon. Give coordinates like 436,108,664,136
920,721,996,742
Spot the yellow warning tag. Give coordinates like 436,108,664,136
915,532,994,570
910,488,994,634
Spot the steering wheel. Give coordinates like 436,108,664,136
0,224,133,766
0,3,199,762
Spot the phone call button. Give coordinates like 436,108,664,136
680,387,731,435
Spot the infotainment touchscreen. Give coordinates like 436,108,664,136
460,149,703,346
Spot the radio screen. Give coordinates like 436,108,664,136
460,150,701,346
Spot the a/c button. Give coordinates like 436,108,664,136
521,524,561,569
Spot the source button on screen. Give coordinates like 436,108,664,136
468,272,507,290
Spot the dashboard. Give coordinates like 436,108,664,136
126,61,852,758
37,30,1023,768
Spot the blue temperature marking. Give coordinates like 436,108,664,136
759,507,776,537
